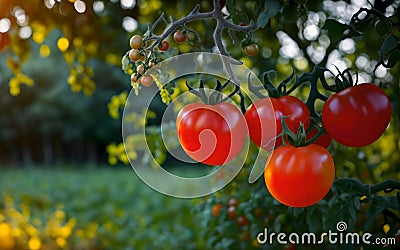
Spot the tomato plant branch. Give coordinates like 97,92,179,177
334,178,400,197
145,1,257,53
186,79,245,111
140,1,258,83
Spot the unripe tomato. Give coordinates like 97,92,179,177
131,73,138,83
174,30,186,43
130,35,143,49
245,43,259,56
137,64,145,75
129,49,140,61
140,75,153,87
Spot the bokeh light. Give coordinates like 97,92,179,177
40,44,51,57
57,37,70,52
74,0,86,13
121,0,136,9
122,16,138,32
0,18,11,33
19,26,32,39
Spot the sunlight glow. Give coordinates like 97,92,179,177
74,0,86,13
122,16,138,32
93,1,105,13
121,0,136,9
0,18,11,33
19,26,32,39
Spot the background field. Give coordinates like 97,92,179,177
0,166,204,249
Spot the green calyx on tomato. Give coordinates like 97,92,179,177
245,71,313,150
264,144,335,207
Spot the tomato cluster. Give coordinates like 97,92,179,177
243,94,336,207
211,198,249,227
176,79,391,208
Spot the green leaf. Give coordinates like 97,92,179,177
380,35,399,57
306,206,322,232
282,6,298,23
257,0,282,28
375,19,391,36
353,196,361,210
323,19,348,43
352,20,372,34
387,50,400,68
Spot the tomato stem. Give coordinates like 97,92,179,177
185,79,246,112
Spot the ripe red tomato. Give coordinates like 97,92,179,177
159,40,169,51
228,198,239,207
237,215,249,227
264,144,335,207
176,102,247,165
306,129,332,148
245,96,310,150
322,83,391,147
227,206,237,219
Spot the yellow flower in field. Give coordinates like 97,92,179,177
54,210,66,221
86,222,98,239
26,224,39,237
0,235,15,250
0,223,12,238
28,237,41,250
56,237,67,248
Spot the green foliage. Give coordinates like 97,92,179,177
0,167,201,249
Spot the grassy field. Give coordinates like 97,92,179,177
0,166,203,250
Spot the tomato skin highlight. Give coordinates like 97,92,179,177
322,84,391,147
264,144,335,207
245,96,310,150
176,102,247,166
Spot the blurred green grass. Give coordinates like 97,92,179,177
0,166,203,249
